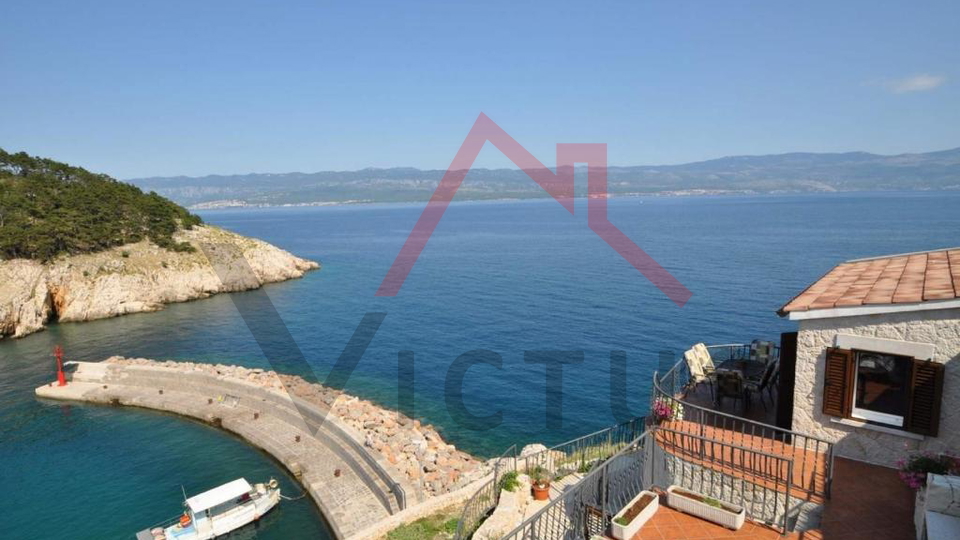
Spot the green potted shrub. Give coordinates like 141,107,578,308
530,466,550,501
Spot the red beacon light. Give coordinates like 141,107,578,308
54,345,67,387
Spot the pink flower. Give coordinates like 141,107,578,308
896,451,953,490
651,399,675,421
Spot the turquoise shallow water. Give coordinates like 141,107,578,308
1,192,957,539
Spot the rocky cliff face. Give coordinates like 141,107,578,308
0,226,318,339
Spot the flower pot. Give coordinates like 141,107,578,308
532,482,550,501
611,490,659,540
666,485,745,530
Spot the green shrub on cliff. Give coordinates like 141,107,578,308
0,149,202,260
386,506,459,540
499,470,519,492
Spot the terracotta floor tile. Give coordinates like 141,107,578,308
635,530,665,540
835,532,885,540
631,449,913,540
704,524,739,536
820,519,856,535
657,525,690,540
673,513,704,526
651,512,679,526
684,523,722,539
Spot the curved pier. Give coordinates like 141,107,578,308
36,361,420,540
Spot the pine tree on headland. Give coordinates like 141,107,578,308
0,148,203,261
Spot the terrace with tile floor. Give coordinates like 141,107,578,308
656,369,832,505
626,457,913,540
639,346,913,539
498,342,917,540
497,424,914,540
655,420,830,503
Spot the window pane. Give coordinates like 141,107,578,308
855,352,909,419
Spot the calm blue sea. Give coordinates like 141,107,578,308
1,192,956,539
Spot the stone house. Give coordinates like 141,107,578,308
777,248,960,467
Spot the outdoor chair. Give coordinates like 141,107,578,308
714,369,745,411
684,349,714,400
767,361,780,401
692,342,716,375
749,340,777,365
745,359,779,410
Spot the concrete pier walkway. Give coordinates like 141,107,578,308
36,361,420,540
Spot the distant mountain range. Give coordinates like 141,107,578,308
127,147,960,209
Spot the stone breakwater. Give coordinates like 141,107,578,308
37,358,493,539
0,225,318,339
105,357,484,498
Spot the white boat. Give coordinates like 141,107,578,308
136,478,281,540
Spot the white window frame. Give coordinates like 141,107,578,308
849,349,910,428
834,334,934,360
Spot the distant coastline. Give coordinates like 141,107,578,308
186,187,959,211
129,146,960,210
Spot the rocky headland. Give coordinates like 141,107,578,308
0,225,318,339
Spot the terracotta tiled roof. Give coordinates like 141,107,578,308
778,248,960,315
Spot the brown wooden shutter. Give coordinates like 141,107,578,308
822,347,854,418
906,359,945,437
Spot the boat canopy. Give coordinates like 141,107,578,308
186,478,253,513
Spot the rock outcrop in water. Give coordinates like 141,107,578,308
0,225,318,339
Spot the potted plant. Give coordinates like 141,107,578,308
897,452,957,490
666,485,745,530
530,466,551,501
651,398,683,425
611,490,659,540
897,451,959,534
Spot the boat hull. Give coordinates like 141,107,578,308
137,484,280,540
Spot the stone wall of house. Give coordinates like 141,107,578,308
793,307,960,467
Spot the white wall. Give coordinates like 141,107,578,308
793,308,960,467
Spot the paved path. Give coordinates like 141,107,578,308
36,362,418,540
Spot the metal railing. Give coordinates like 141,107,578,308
656,427,794,534
285,393,409,512
500,426,797,540
654,348,834,499
454,416,645,540
454,444,517,540
502,430,654,540
700,343,781,364
519,416,646,480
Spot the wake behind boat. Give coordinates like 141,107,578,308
136,478,280,540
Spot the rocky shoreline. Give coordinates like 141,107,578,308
0,225,318,340
105,357,485,497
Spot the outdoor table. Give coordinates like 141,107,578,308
717,359,766,381
714,359,766,409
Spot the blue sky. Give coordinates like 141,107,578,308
1,1,957,178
